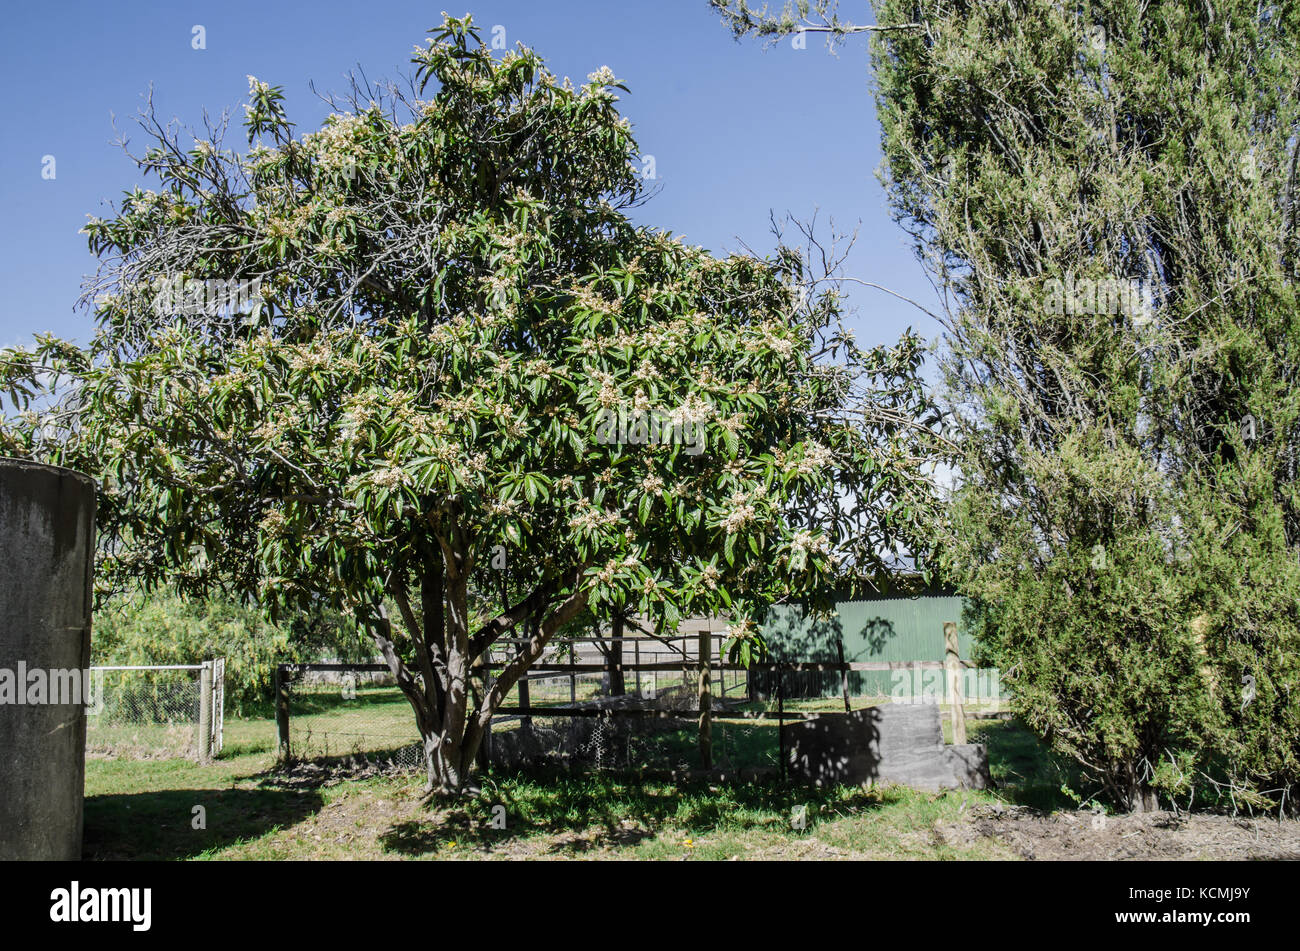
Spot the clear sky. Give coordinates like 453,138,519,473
0,0,941,354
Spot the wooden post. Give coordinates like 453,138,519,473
569,641,577,705
518,673,532,729
722,634,733,696
275,664,291,759
837,638,851,713
520,620,536,729
211,657,225,757
198,660,213,764
711,633,720,697
698,629,712,770
777,665,786,782
472,653,490,772
609,614,626,696
634,638,642,698
944,621,967,745
478,709,492,772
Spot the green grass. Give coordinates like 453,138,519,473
971,717,1085,811
83,707,1075,860
400,772,1009,860
286,685,420,759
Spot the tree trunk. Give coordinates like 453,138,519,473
435,550,473,795
377,555,592,798
422,685,468,796
1134,784,1157,813
1121,763,1158,814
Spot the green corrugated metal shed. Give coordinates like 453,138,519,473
759,592,971,698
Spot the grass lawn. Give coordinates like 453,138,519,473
86,698,1300,860
82,707,1083,860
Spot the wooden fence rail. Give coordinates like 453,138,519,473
277,622,979,771
483,660,966,673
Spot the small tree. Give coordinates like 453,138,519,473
2,15,935,795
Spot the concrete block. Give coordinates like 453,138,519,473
783,704,989,792
0,459,96,860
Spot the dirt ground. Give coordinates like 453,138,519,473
938,803,1300,861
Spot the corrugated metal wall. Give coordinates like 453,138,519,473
759,594,969,699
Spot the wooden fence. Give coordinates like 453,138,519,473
486,617,978,773
276,617,985,774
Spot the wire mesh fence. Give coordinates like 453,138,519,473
483,660,1003,774
275,639,761,774
485,707,783,775
277,665,425,768
273,635,1003,777
484,633,771,773
85,665,210,760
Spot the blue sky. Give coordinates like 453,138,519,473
0,0,940,352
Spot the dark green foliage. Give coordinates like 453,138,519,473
868,0,1300,811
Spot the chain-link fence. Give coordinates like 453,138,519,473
277,664,425,768
86,663,223,760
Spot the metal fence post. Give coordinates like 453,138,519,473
198,660,213,764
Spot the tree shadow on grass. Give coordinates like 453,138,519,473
83,787,324,860
377,767,898,857
248,745,423,790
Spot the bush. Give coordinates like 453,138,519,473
93,589,371,716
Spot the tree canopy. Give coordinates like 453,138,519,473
1,14,935,793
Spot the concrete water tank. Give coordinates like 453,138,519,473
0,459,96,860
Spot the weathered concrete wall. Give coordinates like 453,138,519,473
783,704,989,791
0,459,96,860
